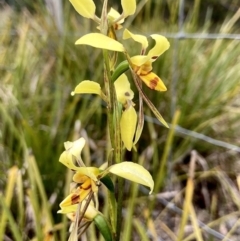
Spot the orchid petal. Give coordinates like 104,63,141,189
78,177,92,189
72,80,102,96
59,138,85,170
72,174,89,184
65,138,86,159
114,74,134,105
82,201,99,220
108,162,154,194
59,138,85,171
148,35,170,61
108,8,123,24
120,105,137,151
59,192,80,207
59,151,79,170
121,0,136,17
73,167,100,182
64,141,73,150
57,204,78,214
59,188,91,208
133,60,152,75
130,55,150,67
91,179,99,193
108,8,123,30
69,0,96,19
123,29,148,50
58,200,98,221
140,72,167,91
76,33,125,52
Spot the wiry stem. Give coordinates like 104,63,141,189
103,47,124,241
101,1,124,239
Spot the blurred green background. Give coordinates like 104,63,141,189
0,0,240,240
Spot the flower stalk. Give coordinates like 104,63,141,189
103,47,123,238
58,0,170,240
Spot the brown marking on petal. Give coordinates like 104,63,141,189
71,194,80,205
149,77,159,89
151,56,158,60
114,24,120,30
125,92,130,97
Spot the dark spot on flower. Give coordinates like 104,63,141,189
125,92,130,97
71,194,80,205
114,24,121,30
149,77,159,89
151,56,158,60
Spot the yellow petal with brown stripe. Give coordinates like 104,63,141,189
140,72,167,91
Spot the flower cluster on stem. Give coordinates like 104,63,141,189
58,0,170,240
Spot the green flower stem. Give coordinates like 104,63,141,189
103,49,124,241
109,71,123,241
116,177,124,241
102,49,114,164
103,49,116,239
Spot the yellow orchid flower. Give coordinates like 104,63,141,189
58,168,100,210
71,0,137,52
59,198,100,241
114,73,134,106
59,137,154,200
69,0,136,28
58,137,154,238
123,29,170,91
72,74,137,151
58,195,99,221
58,160,154,214
114,74,137,151
107,0,136,30
59,137,100,209
107,8,124,30
72,74,134,106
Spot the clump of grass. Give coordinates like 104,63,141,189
0,6,103,192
